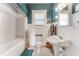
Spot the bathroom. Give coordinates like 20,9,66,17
0,3,79,56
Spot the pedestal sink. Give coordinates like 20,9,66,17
47,36,71,56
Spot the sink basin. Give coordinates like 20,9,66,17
47,36,71,48
47,36,61,43
47,36,71,56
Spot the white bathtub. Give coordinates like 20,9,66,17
0,39,25,56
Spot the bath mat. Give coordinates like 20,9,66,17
21,49,33,56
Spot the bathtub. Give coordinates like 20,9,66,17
0,39,25,56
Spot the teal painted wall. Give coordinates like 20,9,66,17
29,4,49,10
18,3,58,24
18,3,28,14
30,3,58,23
51,4,58,23
30,4,51,22
27,4,32,24
18,3,32,24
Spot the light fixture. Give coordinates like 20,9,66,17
55,15,58,19
55,7,58,12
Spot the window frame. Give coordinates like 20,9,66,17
34,13,45,26
58,10,70,27
32,10,47,26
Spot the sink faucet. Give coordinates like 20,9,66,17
59,36,63,40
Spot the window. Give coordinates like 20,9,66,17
34,14,45,25
59,12,69,26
